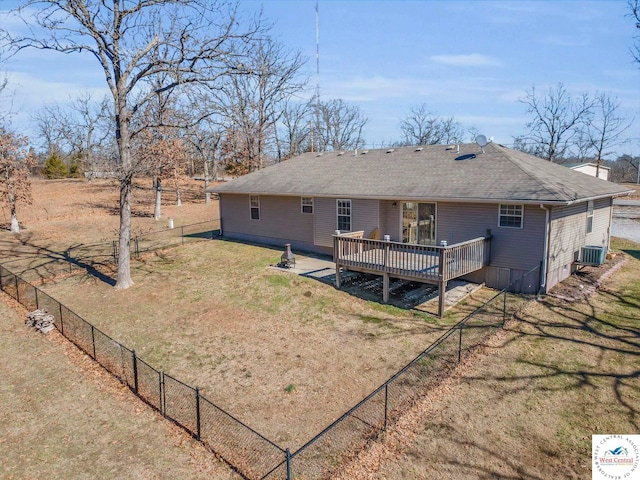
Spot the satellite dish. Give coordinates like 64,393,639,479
475,134,488,147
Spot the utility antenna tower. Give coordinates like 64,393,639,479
312,0,320,152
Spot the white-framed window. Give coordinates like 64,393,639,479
337,199,351,231
301,197,313,214
250,195,260,220
498,204,523,228
586,200,594,234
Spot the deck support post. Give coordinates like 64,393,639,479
438,280,447,317
383,273,389,303
334,232,342,289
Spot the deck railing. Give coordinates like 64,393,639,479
333,234,491,282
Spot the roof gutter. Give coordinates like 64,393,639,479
539,204,550,292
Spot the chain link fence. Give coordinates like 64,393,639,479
7,220,221,283
0,262,286,479
273,266,538,480
0,255,537,480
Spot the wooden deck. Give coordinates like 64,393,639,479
333,232,492,316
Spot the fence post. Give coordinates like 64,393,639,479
0,265,3,290
35,288,39,310
458,326,463,363
91,325,96,359
383,383,389,431
58,302,64,335
132,350,139,394
503,291,507,324
15,275,20,304
135,237,139,258
181,226,185,245
160,371,165,416
195,387,201,441
286,448,292,480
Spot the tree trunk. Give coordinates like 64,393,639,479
115,176,133,289
115,103,134,290
9,195,19,233
154,176,162,221
203,157,211,205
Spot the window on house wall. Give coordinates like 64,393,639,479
498,204,523,228
250,195,260,220
337,199,351,231
301,197,313,214
586,200,594,234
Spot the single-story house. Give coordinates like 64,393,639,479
209,143,632,310
568,162,610,181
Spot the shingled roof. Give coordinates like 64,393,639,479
211,143,633,204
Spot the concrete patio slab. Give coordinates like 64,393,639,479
269,252,483,313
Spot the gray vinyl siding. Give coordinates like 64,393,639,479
219,193,314,250
547,203,586,289
314,197,336,248
314,197,380,247
352,198,380,239
585,198,612,248
546,199,612,290
381,200,401,241
437,202,545,271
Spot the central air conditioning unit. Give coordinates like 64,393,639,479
580,246,606,266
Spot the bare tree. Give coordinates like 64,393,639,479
397,104,464,146
131,76,189,220
0,53,13,125
0,128,34,232
184,116,223,204
314,99,367,151
275,99,314,160
629,0,640,63
3,1,261,288
218,36,306,171
33,92,112,177
519,83,594,162
576,92,630,175
612,154,640,183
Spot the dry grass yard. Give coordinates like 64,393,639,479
2,179,493,447
0,293,241,480
337,238,640,480
1,178,638,479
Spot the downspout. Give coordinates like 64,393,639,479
606,198,613,252
539,204,550,292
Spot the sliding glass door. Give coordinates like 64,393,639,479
402,202,436,245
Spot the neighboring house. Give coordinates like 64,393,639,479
209,143,632,301
568,162,610,181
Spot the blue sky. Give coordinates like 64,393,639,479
2,1,640,157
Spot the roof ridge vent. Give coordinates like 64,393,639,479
415,147,423,152
386,148,395,153
361,150,368,155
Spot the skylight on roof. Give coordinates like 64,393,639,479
455,153,476,161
